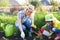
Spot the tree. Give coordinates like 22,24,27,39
0,0,10,7
51,0,59,11
30,0,41,8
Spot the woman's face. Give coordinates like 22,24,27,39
25,8,33,16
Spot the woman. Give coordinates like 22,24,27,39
15,5,35,39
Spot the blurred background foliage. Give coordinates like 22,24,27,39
0,0,11,7
0,0,60,37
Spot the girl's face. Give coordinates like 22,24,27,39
46,21,53,26
25,8,32,16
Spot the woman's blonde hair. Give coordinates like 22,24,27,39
25,4,34,11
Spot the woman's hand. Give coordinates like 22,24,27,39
21,32,25,39
31,24,37,28
18,17,25,39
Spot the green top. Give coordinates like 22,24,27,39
41,24,52,37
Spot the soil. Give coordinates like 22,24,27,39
0,31,57,40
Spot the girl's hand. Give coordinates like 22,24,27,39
49,30,54,34
48,37,51,39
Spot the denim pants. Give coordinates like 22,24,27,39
52,28,60,34
47,24,60,34
16,17,32,36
